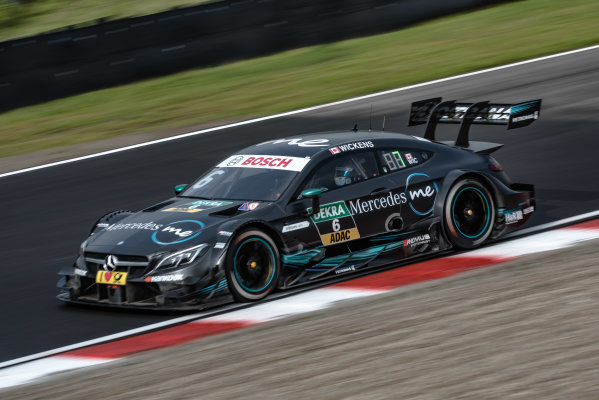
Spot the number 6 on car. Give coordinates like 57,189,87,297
332,219,340,232
58,97,540,310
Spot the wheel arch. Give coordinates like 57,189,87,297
223,221,283,302
433,170,501,237
217,219,286,256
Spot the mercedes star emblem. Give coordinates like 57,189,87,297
103,255,119,272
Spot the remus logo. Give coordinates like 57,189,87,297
152,220,205,245
309,201,350,223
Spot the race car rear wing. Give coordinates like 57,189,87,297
408,98,542,150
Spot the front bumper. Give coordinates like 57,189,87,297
57,265,230,311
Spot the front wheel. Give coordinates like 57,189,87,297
444,178,495,249
225,229,280,302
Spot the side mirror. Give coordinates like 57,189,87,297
174,184,188,195
300,188,322,216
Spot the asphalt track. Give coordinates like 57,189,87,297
1,46,599,363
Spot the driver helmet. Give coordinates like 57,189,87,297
334,165,354,187
334,157,366,187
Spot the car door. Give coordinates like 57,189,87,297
283,150,392,256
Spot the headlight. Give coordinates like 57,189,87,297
156,244,208,269
75,239,90,271
79,239,89,255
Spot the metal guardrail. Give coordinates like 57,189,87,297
0,0,512,112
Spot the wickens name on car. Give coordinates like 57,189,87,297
329,140,374,154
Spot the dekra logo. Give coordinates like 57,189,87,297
310,201,350,223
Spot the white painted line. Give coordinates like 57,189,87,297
464,228,599,258
0,311,211,369
161,44,186,52
1,215,598,389
0,356,114,389
2,43,599,180
207,288,381,323
53,69,79,78
506,209,599,237
2,211,599,371
73,34,97,42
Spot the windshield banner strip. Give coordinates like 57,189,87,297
217,155,310,171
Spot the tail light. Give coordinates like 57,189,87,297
488,156,503,172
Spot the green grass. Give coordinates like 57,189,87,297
1,0,599,159
0,0,213,41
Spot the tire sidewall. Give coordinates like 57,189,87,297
444,178,494,249
225,229,280,302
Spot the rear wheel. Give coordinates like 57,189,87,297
225,229,280,302
444,178,494,249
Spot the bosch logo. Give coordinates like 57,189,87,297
227,156,244,166
103,255,119,272
152,220,205,245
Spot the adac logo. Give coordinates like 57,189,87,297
152,220,205,245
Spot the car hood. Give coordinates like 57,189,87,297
85,198,265,255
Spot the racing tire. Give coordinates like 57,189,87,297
444,178,495,249
225,229,280,302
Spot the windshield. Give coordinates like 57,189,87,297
181,167,298,201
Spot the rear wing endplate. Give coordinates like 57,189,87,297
408,98,541,149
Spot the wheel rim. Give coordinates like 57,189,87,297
451,186,491,239
233,238,276,293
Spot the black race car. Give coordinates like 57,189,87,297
58,98,541,309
